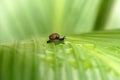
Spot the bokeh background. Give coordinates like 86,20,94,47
0,0,120,42
0,1,120,80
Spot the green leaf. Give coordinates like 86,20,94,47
0,31,120,80
0,0,120,80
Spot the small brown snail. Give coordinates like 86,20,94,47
47,33,65,43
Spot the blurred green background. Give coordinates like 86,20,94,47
0,1,120,80
0,0,120,41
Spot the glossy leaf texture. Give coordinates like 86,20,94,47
0,31,120,80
